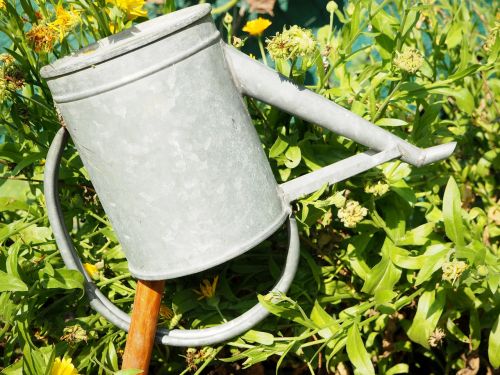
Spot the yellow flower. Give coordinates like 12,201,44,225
365,181,390,197
393,47,424,74
337,200,368,228
442,260,467,285
26,24,58,53
108,0,147,20
0,0,5,10
51,357,79,375
194,275,218,300
267,25,317,60
83,263,99,280
49,5,81,41
242,17,272,36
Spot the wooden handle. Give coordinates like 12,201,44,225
122,279,165,374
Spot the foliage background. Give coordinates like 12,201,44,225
0,0,499,374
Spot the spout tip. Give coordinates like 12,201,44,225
421,142,457,166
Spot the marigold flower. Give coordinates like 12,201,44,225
83,263,99,280
194,275,218,300
49,5,81,41
393,47,424,74
107,0,147,20
242,17,272,36
365,181,390,197
26,24,58,53
337,200,368,228
51,357,79,375
267,25,317,60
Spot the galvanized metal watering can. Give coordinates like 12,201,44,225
42,4,455,347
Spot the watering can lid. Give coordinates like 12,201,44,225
40,4,211,79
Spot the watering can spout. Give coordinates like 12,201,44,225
223,45,456,169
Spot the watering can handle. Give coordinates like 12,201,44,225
45,127,300,347
223,44,456,199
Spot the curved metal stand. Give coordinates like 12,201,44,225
44,127,301,347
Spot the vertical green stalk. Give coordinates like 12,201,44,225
258,36,268,66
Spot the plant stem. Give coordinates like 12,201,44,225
258,36,268,66
212,0,238,15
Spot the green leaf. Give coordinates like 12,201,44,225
346,323,375,375
375,118,408,127
362,240,402,295
41,269,84,290
414,245,449,286
310,300,339,339
242,330,274,346
489,315,500,368
386,363,409,375
397,223,434,246
0,271,28,292
445,22,463,48
443,177,465,247
407,289,446,348
269,136,288,158
284,146,301,168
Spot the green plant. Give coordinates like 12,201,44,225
0,0,498,374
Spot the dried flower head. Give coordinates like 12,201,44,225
50,357,79,375
337,200,368,228
393,47,424,74
49,5,81,41
61,325,88,344
194,275,218,300
483,22,499,52
185,347,215,372
26,24,58,53
242,17,272,36
442,260,468,285
266,25,317,60
428,328,446,347
159,304,174,320
107,0,147,20
365,181,390,197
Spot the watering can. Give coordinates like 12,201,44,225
42,4,455,347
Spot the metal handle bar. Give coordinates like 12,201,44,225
44,127,301,347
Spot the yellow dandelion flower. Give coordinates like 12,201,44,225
242,17,272,36
194,275,218,300
83,263,99,280
49,5,81,41
51,357,79,375
26,24,58,53
108,0,147,20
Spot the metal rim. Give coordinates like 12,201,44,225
40,4,212,79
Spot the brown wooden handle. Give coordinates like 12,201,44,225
122,279,165,374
